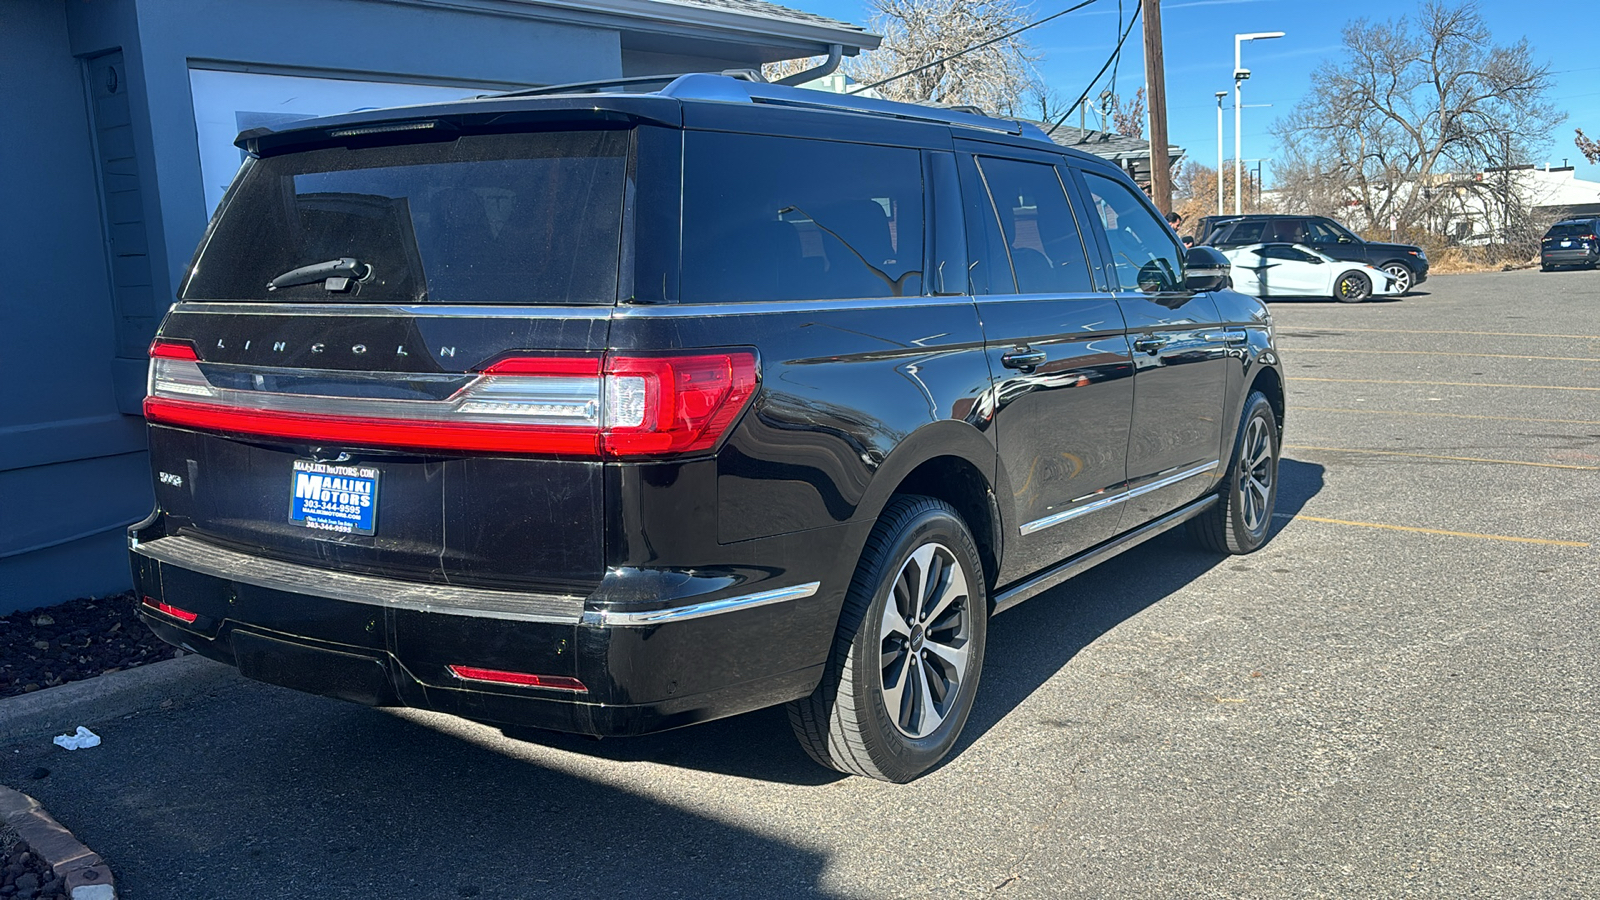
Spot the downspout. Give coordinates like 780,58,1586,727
774,44,843,86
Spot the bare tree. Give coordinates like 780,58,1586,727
1273,1,1559,233
1109,88,1145,140
844,0,1043,117
1171,162,1261,228
1574,128,1600,165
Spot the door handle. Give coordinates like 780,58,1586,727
1132,335,1169,354
1001,347,1048,370
1202,331,1248,344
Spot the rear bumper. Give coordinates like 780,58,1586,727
130,530,845,736
1542,248,1598,266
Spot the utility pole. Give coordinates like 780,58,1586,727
1143,0,1171,214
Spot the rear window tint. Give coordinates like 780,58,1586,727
1548,222,1594,238
681,132,923,302
184,130,629,304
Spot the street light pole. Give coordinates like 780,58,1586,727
1216,91,1226,215
1233,31,1284,215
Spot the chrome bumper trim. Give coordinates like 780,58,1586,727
132,535,585,624
583,582,822,626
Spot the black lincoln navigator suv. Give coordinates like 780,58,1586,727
131,73,1286,782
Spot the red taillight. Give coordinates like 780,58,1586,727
143,346,759,459
148,339,198,361
602,353,760,457
447,665,587,692
141,595,198,624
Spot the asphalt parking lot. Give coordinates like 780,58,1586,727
3,269,1596,899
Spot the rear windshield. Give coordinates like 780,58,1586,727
1547,222,1593,238
183,130,629,304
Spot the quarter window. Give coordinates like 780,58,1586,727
681,133,923,302
1081,172,1185,293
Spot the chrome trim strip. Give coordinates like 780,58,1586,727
171,302,613,319
994,494,1219,615
1018,460,1220,536
133,535,585,624
583,581,821,626
612,296,977,318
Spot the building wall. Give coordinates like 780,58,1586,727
3,0,655,613
0,3,146,611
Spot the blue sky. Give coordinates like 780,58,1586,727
798,0,1598,186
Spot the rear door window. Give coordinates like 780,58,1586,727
681,132,923,302
1222,220,1265,244
973,157,1093,294
184,130,630,304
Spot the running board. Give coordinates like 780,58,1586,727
991,494,1219,616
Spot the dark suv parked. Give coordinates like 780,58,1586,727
1204,214,1428,293
1540,218,1600,270
130,73,1286,782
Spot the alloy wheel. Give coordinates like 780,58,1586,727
1382,263,1412,293
1238,415,1275,534
878,542,973,739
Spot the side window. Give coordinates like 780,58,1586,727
1226,220,1265,244
1276,219,1311,243
972,157,1093,293
681,132,923,302
1081,171,1185,293
1307,219,1343,243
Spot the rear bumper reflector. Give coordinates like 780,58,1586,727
142,595,198,624
447,665,587,692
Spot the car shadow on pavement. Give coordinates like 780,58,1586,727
492,458,1327,785
0,689,842,899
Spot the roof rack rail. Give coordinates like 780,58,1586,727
486,68,765,100
656,74,1038,139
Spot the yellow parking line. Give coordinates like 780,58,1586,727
1284,444,1600,471
1273,514,1590,548
1296,406,1600,427
1289,377,1600,392
1282,327,1600,340
1289,348,1600,363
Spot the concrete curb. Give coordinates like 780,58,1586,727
0,654,243,745
0,785,116,899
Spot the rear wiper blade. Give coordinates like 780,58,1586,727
266,258,372,292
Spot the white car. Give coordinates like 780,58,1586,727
1220,243,1402,302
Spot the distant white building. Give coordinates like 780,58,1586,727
1445,164,1600,242
1266,162,1600,242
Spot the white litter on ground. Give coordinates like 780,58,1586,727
52,727,101,750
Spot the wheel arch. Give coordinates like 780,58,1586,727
1248,363,1285,430
853,421,1006,594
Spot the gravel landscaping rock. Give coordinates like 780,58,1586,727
0,592,174,700
0,831,68,900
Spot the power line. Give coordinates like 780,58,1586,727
1047,0,1143,136
849,0,1101,95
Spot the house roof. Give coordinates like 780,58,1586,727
1034,122,1183,163
662,0,872,37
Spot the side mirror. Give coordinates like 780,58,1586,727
1184,246,1231,292
1306,256,1324,264
1337,235,1354,243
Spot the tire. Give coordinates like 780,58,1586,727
1541,265,1553,272
1335,270,1371,303
1190,392,1280,555
788,496,987,783
1380,261,1414,294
